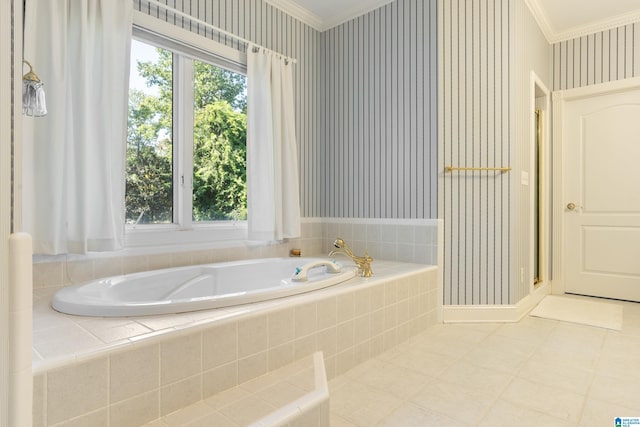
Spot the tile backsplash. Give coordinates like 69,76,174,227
32,218,439,289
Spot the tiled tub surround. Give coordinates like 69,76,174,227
31,219,440,290
32,261,440,426
141,352,329,427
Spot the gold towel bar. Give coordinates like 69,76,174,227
445,166,512,173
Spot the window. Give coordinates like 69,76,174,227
126,27,248,243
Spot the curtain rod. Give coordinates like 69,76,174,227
140,0,298,64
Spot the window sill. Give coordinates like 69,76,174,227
124,222,248,248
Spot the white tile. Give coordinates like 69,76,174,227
160,375,201,417
51,408,109,427
501,377,586,422
183,411,238,427
47,358,109,425
110,344,159,403
295,303,318,338
202,387,251,411
495,316,557,344
87,321,152,343
352,363,431,400
253,381,307,407
544,322,607,352
478,400,567,427
33,324,104,360
316,297,337,329
237,315,268,358
377,402,466,427
336,293,355,323
294,334,317,360
162,401,215,426
579,397,639,427
410,378,496,424
268,342,295,371
109,391,159,427
238,351,268,384
203,322,237,370
462,334,537,375
589,373,640,410
518,357,594,395
387,346,455,377
217,394,276,426
203,362,237,397
330,381,403,426
436,360,513,397
161,334,201,385
268,309,294,347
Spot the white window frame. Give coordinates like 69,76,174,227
125,11,249,248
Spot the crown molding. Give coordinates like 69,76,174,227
551,9,640,43
265,0,394,32
524,0,554,43
526,0,640,44
321,0,394,31
264,0,323,30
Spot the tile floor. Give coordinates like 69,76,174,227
142,355,323,427
329,296,640,427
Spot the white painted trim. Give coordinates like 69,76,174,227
319,0,394,31
551,76,640,296
528,71,550,296
524,0,555,44
557,75,640,101
320,217,440,226
133,11,247,67
436,219,444,324
8,234,32,427
551,10,640,44
265,0,394,31
443,283,550,323
264,0,324,30
551,90,565,296
526,0,640,44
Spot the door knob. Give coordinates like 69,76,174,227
567,202,578,210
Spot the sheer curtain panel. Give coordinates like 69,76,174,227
247,47,301,242
23,0,132,254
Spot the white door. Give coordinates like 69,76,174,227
562,83,640,301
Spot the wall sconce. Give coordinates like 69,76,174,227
22,60,47,117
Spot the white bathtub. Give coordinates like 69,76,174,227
51,257,356,317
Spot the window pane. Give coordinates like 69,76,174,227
192,60,247,222
125,39,173,224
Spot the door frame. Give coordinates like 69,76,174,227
529,71,550,295
551,75,640,296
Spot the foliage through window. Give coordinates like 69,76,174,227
126,38,247,226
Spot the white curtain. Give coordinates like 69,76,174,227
23,0,132,254
247,47,301,241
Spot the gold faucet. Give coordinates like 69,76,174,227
328,238,373,277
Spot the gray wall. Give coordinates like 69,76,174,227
320,0,438,219
553,22,640,90
134,0,323,216
512,0,552,304
439,0,512,305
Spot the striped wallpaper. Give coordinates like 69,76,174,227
134,0,323,216
320,0,438,219
513,0,552,304
553,22,640,90
136,0,440,218
439,0,512,305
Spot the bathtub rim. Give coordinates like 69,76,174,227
50,257,357,317
33,261,437,375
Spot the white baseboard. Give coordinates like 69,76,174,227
442,283,550,323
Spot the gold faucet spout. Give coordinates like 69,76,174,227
328,238,373,277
